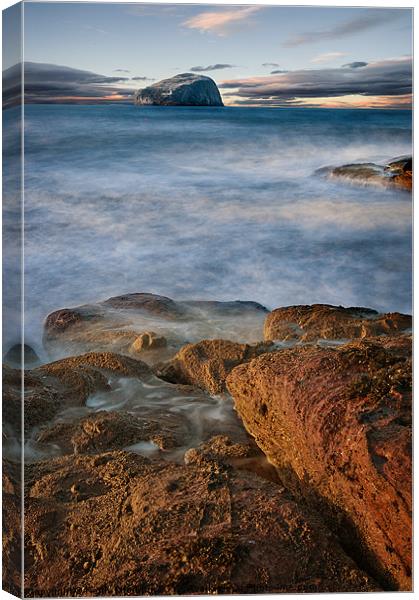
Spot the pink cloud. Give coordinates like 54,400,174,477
183,6,261,35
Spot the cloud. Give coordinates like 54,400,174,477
190,64,235,72
311,52,347,64
114,69,130,73
82,24,109,35
3,62,136,106
283,10,399,47
131,76,155,81
219,57,412,107
270,70,288,74
183,6,261,35
342,61,368,69
262,63,280,68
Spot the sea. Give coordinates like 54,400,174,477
3,105,412,357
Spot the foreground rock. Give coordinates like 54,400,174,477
264,304,411,342
36,410,188,456
3,353,151,436
155,339,274,394
2,460,22,597
43,293,268,361
135,73,224,107
316,155,412,191
21,451,377,596
184,435,280,484
227,335,412,590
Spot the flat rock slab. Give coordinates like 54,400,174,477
43,293,268,362
264,303,411,342
227,335,412,590
20,451,378,596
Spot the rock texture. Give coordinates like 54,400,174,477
3,353,151,436
135,73,224,107
35,410,187,456
184,435,279,484
384,156,412,188
22,451,377,597
227,335,412,590
43,293,268,360
264,304,411,342
155,339,274,394
2,460,22,597
316,155,412,191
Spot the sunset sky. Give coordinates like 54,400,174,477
4,2,413,108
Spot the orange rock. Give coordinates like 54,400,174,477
227,335,412,590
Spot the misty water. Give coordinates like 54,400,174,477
4,105,412,354
3,105,412,461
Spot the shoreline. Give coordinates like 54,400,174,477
3,293,412,594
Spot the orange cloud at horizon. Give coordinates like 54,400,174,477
298,94,412,109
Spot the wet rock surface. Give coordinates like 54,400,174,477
227,335,412,590
264,304,411,342
43,293,268,361
35,410,188,456
155,338,274,394
2,297,412,593
316,155,412,191
3,343,40,368
3,352,152,445
22,451,377,597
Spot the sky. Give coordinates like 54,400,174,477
3,2,413,107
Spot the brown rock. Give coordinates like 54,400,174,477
3,365,60,433
184,435,280,483
36,409,189,456
103,292,187,317
36,352,151,403
264,304,411,342
22,451,378,596
2,459,22,597
43,293,268,362
3,353,152,438
317,156,412,192
130,331,167,354
155,339,274,394
385,156,412,191
227,335,412,590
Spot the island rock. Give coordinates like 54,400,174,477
135,73,224,107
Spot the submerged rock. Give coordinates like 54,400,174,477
43,293,268,361
3,352,152,438
227,335,412,590
155,338,274,394
3,343,40,368
316,155,412,191
3,365,61,433
130,331,167,354
21,451,377,596
135,73,224,107
264,304,411,342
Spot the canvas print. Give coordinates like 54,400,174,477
2,1,413,596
